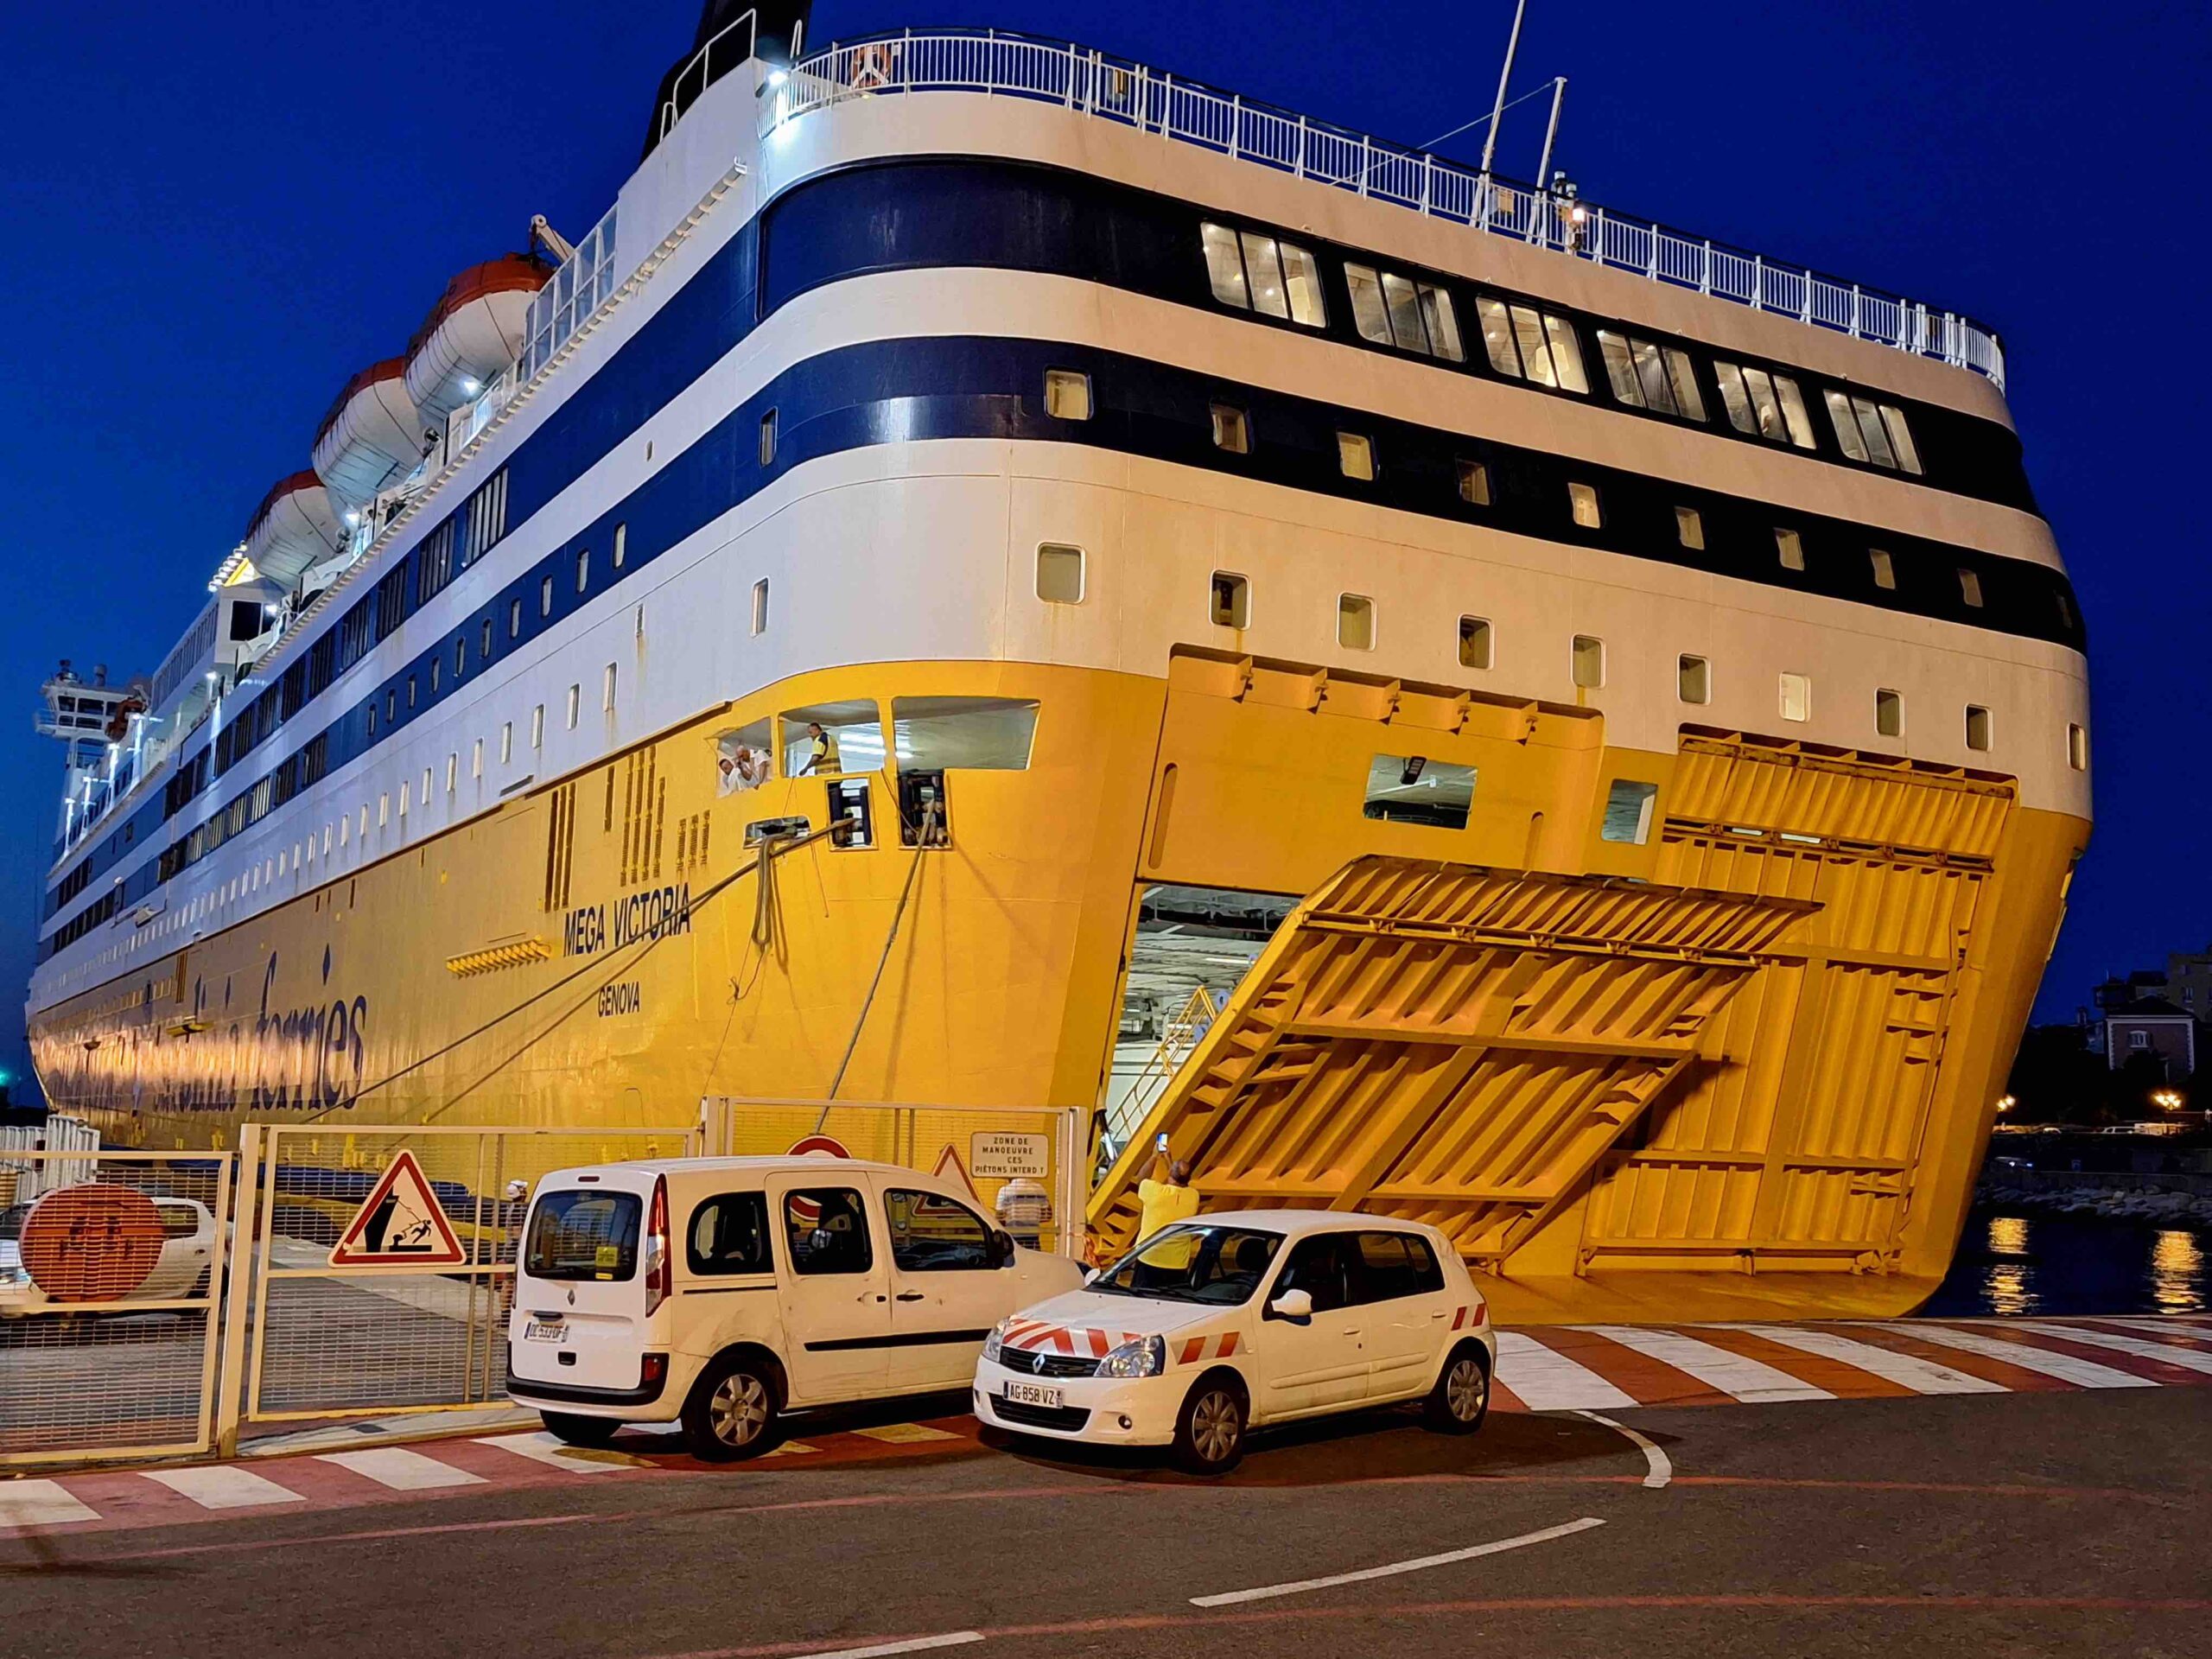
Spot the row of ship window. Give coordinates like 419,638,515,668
1032,542,2087,771
1037,368,2012,619
1197,222,1925,475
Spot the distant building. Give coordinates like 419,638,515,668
2094,969,2171,1014
2168,946,2212,1020
2101,997,2198,1079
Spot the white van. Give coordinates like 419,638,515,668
506,1156,1084,1459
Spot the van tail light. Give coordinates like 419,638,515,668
644,1175,671,1316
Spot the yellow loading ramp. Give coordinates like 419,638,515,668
1089,855,1816,1266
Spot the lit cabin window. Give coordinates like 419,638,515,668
1824,390,1923,474
1211,572,1249,628
1675,506,1705,550
2068,722,2088,771
1200,223,1325,327
1779,672,1811,722
1599,779,1659,844
1965,704,1993,752
1043,371,1090,421
1476,296,1588,391
1869,548,1897,590
1958,568,1984,607
1677,654,1710,704
1597,332,1706,421
1458,615,1492,669
1338,432,1376,480
1568,481,1602,528
1713,361,1816,448
1035,544,1084,605
1572,635,1605,689
1876,689,1903,738
1457,460,1491,505
1338,594,1376,651
1776,527,1805,571
1210,403,1250,454
1344,264,1465,361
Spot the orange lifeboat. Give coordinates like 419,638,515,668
404,254,554,423
243,470,342,585
311,359,423,509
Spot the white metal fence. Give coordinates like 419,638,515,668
0,1115,99,1205
766,29,2005,389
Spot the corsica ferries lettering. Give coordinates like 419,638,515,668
563,882,694,958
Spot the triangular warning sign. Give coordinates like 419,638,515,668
931,1143,983,1205
328,1149,467,1268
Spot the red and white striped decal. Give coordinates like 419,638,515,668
1450,1303,1490,1332
1174,1331,1243,1365
1001,1321,1144,1358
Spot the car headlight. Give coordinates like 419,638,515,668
1096,1334,1166,1379
982,1319,1011,1366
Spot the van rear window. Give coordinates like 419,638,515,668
524,1190,642,1281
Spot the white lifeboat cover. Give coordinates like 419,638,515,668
404,255,552,423
243,471,341,585
312,359,423,509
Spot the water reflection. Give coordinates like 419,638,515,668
2151,1230,2206,1315
1921,1209,2211,1318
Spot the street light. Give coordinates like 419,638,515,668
2151,1090,2184,1111
1997,1095,2016,1112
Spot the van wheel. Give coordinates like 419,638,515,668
541,1410,623,1449
682,1353,781,1462
1172,1372,1247,1476
1424,1343,1491,1433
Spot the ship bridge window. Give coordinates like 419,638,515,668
1714,361,1816,448
781,701,884,779
1344,264,1465,361
1200,223,1325,327
1476,296,1589,392
1035,544,1084,605
892,697,1039,772
1824,390,1923,474
1568,481,1602,528
1043,371,1090,421
1337,431,1376,480
1597,332,1706,420
1363,754,1475,829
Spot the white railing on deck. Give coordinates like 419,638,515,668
763,29,2005,389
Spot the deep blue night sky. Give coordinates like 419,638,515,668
2,1,2203,1097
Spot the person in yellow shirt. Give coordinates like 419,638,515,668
1135,1150,1200,1269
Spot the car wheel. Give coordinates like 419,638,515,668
681,1353,781,1462
541,1410,623,1449
1423,1342,1491,1433
188,1268,211,1300
1172,1372,1248,1476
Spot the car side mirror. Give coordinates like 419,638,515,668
1266,1287,1313,1325
988,1230,1015,1268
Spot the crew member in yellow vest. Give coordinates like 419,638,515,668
1135,1150,1199,1266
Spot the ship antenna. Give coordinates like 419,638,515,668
1478,0,1527,178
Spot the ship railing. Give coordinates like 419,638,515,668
765,29,2005,390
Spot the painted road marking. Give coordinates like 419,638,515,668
849,1424,962,1445
761,1442,821,1458
2016,1323,2212,1374
1494,1330,1637,1410
143,1465,305,1510
1881,1325,2155,1389
791,1635,984,1657
1191,1516,1606,1606
315,1447,490,1491
0,1479,99,1529
1586,1325,1832,1403
1572,1410,1671,1488
474,1432,644,1472
1725,1324,2005,1395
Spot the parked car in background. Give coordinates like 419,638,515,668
507,1156,1085,1459
975,1210,1496,1473
0,1190,216,1317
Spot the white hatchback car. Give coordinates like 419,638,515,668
975,1210,1496,1473
507,1156,1084,1459
0,1192,217,1317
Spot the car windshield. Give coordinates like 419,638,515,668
0,1205,25,1244
1088,1224,1282,1305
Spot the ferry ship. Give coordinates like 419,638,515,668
26,5,2090,1324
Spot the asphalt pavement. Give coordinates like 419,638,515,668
3,1384,2206,1659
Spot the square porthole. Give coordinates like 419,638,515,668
759,408,779,465
1044,369,1091,421
1776,527,1805,571
1568,481,1602,529
1779,672,1811,722
1876,688,1904,738
1677,654,1710,704
1959,568,1984,607
752,577,772,632
1211,403,1250,454
2068,721,2088,771
1338,594,1376,650
1211,571,1249,628
1675,506,1704,550
1035,543,1084,605
1338,432,1376,480
1966,704,1993,751
1457,459,1491,505
1572,634,1605,689
1869,548,1896,590
1458,615,1493,670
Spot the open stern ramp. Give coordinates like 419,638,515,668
1090,857,1814,1263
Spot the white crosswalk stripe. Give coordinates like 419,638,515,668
1878,1323,2154,1389
1493,1329,1637,1410
473,1431,643,1472
1723,1324,2004,1395
1585,1325,1832,1402
2003,1320,2212,1376
143,1465,304,1510
315,1446,489,1490
0,1479,99,1529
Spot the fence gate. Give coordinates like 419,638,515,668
0,1147,234,1468
220,1122,698,1451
